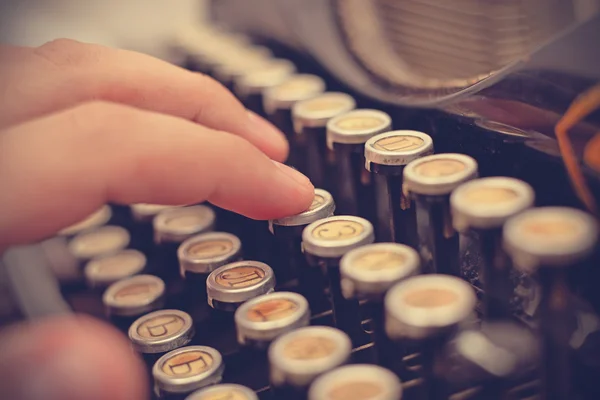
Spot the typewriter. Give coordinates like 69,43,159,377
3,1,600,399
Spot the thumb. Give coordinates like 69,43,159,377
0,315,148,400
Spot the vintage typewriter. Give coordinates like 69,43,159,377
3,1,600,399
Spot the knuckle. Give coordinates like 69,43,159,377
34,38,105,68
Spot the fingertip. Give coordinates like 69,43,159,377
272,161,315,209
258,161,314,219
0,314,148,400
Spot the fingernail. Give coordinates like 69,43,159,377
246,110,287,143
271,160,312,186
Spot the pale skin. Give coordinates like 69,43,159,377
0,39,314,400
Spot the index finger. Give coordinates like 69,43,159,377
0,101,314,247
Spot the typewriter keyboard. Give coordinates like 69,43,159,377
16,25,600,400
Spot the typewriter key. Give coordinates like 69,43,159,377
327,109,392,222
340,243,419,369
130,309,195,371
292,92,357,190
403,153,478,276
178,232,243,321
438,321,539,398
228,292,309,392
58,204,112,236
84,249,146,288
365,130,434,245
269,326,352,399
385,274,477,398
129,204,178,251
153,345,224,398
235,292,310,349
234,59,297,116
308,364,402,400
154,206,216,245
103,274,165,323
207,261,276,312
451,177,534,319
503,207,598,400
213,55,273,92
185,384,258,400
154,206,216,277
67,225,130,262
302,216,375,345
340,243,420,300
270,188,335,301
263,74,326,170
208,46,273,85
179,232,243,277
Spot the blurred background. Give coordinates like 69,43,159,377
0,0,209,60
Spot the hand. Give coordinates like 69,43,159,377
0,39,314,400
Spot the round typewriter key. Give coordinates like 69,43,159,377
327,110,393,149
103,274,165,318
213,54,272,91
503,207,597,270
234,59,297,115
58,205,112,236
270,189,335,297
271,189,336,229
235,292,310,348
130,309,194,359
385,274,477,340
68,225,130,262
178,232,243,322
263,74,326,170
308,364,402,400
385,274,477,398
327,109,392,223
341,243,419,369
269,326,352,399
263,74,327,117
207,261,276,312
185,384,258,400
292,93,357,190
302,216,375,259
84,249,146,288
503,207,598,400
153,205,216,278
340,243,420,300
451,177,534,319
365,130,433,245
179,232,243,277
302,216,374,345
204,44,271,82
153,346,224,397
403,153,478,276
129,203,179,252
154,206,216,245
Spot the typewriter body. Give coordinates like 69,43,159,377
2,1,600,399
